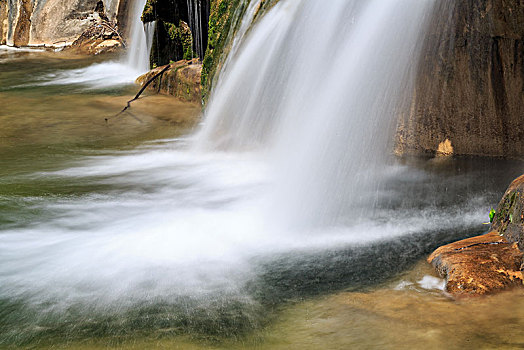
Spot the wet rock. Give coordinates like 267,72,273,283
492,175,524,250
428,231,523,297
396,0,524,158
136,59,202,103
141,0,209,67
429,174,524,297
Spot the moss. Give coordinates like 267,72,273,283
495,190,523,235
200,0,243,102
141,0,157,23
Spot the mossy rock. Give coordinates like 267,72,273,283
201,0,243,102
492,174,524,250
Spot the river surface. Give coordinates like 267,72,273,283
1,48,524,349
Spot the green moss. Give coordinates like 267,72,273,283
201,0,243,102
495,190,523,234
141,0,156,22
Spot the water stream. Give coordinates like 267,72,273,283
1,0,523,348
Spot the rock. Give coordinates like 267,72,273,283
0,0,7,45
136,59,202,103
428,231,523,297
492,175,524,250
2,0,127,48
68,21,124,55
428,174,524,297
396,0,524,158
436,139,453,156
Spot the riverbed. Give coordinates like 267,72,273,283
1,48,523,349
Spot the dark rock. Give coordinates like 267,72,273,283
142,0,209,67
492,174,524,250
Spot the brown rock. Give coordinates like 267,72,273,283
428,231,523,297
396,0,524,158
13,0,33,47
68,22,124,55
136,60,202,104
0,0,8,45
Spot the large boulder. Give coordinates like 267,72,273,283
428,174,524,297
2,0,126,47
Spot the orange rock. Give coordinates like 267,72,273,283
428,231,523,297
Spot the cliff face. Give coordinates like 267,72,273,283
397,0,524,158
1,0,125,47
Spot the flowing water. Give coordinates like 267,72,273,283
1,0,524,349
32,0,155,89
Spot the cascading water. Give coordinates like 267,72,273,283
126,1,156,72
3,0,508,344
198,0,434,229
37,0,154,88
186,0,201,59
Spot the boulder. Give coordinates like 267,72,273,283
428,174,524,297
428,231,523,297
2,0,127,48
136,59,202,103
492,174,524,249
68,21,124,55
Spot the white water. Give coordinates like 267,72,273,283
186,0,203,58
2,0,490,324
38,0,154,88
198,0,435,229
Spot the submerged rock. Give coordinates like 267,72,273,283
136,59,202,103
428,174,524,297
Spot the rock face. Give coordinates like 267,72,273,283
492,175,524,250
428,174,524,297
0,0,8,45
1,0,126,47
201,0,246,102
397,0,524,158
136,59,202,103
428,231,523,297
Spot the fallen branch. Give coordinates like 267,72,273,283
100,20,127,48
105,64,171,123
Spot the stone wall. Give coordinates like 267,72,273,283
397,0,524,158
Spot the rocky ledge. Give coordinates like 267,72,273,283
136,59,202,103
428,175,524,297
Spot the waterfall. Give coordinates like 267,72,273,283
126,0,155,72
198,0,435,230
186,0,203,59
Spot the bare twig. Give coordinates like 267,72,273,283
105,64,171,123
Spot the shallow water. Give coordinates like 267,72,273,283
1,49,524,349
